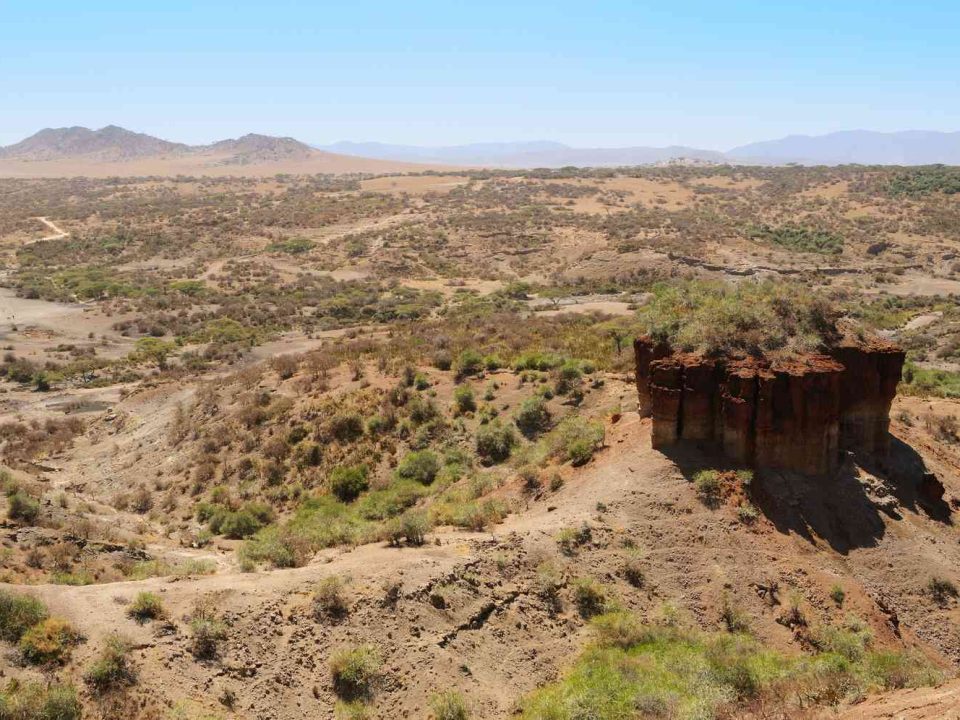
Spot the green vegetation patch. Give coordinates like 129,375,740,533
749,224,844,254
267,237,316,254
0,591,48,643
637,279,839,357
887,165,960,197
901,362,960,398
0,680,81,720
519,612,942,720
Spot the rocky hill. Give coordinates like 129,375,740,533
0,126,437,176
0,125,188,161
202,133,315,164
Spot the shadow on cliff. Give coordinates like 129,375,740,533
660,438,951,555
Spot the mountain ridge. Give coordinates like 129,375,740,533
322,130,960,167
0,126,434,177
4,126,960,172
729,129,960,165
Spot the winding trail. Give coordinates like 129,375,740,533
32,216,69,242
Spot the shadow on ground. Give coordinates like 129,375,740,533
657,435,951,555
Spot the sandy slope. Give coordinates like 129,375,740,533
0,150,446,178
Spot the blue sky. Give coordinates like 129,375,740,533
2,1,958,149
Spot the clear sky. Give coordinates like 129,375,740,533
2,1,958,150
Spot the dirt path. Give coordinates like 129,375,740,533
32,216,69,242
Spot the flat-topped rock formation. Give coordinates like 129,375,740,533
634,337,905,475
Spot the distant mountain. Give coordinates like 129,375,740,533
318,140,726,168
322,131,960,168
6,126,960,176
729,130,960,165
0,125,188,161
204,133,315,164
0,126,435,177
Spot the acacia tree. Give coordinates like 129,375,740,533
133,338,177,370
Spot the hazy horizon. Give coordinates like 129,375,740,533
3,1,960,150
5,125,960,154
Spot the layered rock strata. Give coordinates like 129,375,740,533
634,337,905,475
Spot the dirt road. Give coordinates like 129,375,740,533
33,216,69,241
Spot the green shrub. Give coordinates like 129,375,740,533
927,576,958,605
448,498,507,531
453,386,476,414
399,510,431,546
330,466,370,503
7,492,39,524
221,511,261,538
397,450,440,485
550,417,604,465
0,591,48,642
329,645,382,699
621,552,645,587
433,351,453,371
554,360,583,394
720,593,751,633
189,604,227,660
513,352,564,371
573,578,610,618
430,690,470,720
208,502,274,539
693,470,721,498
737,503,759,524
475,421,517,464
314,575,349,620
830,585,846,608
386,508,432,546
365,415,391,435
408,396,439,424
19,619,80,665
455,350,484,378
0,681,81,720
514,396,550,438
556,524,592,555
329,413,364,441
84,635,136,692
126,592,165,623
357,480,429,520
535,562,563,608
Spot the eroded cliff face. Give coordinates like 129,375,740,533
634,336,905,476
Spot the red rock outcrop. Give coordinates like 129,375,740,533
831,339,905,457
634,336,671,416
634,336,904,476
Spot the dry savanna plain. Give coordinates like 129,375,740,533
1,163,960,719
